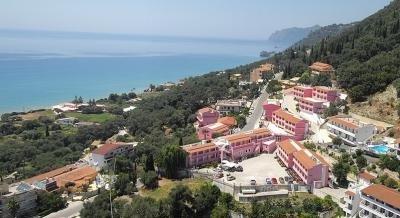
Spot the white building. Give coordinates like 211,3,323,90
0,182,38,218
359,184,400,218
327,115,375,146
340,182,400,218
89,143,135,170
215,99,246,116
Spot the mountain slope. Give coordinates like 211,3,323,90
268,0,400,102
293,23,353,47
266,25,320,49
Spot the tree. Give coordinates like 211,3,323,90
211,205,230,218
36,191,67,216
122,196,159,218
157,145,186,179
168,184,194,218
141,171,159,189
144,154,155,172
323,104,339,118
193,184,221,217
266,80,282,94
332,137,342,146
333,155,350,187
80,192,114,218
7,198,20,218
115,173,133,196
356,155,367,170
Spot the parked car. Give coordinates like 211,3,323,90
284,176,290,182
279,177,284,184
235,166,243,172
265,178,272,185
227,175,236,181
214,172,223,179
272,178,278,184
250,179,256,185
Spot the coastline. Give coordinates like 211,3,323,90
0,54,261,114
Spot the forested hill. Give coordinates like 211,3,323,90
293,23,353,47
266,25,320,48
268,0,400,102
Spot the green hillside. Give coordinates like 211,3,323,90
269,0,400,102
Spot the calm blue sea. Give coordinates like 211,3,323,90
0,30,273,113
0,55,261,113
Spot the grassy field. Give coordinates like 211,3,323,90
141,178,209,200
65,112,116,123
19,109,56,121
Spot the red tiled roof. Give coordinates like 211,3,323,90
361,184,400,209
345,190,355,197
206,123,230,133
328,116,359,129
358,172,376,181
25,165,77,184
183,143,217,154
278,139,304,154
309,62,334,72
293,150,317,170
198,107,216,114
217,117,237,126
273,109,303,124
92,143,128,155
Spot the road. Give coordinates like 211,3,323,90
241,87,269,132
44,196,96,218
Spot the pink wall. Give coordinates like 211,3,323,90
299,99,325,114
312,87,338,102
186,148,220,168
293,87,313,99
293,121,308,141
263,103,281,121
277,147,295,168
292,158,329,187
197,109,219,126
197,125,231,140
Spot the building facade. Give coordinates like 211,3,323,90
312,86,338,102
359,184,400,218
292,86,313,99
183,142,220,168
90,143,134,170
250,63,274,83
276,139,329,188
271,109,309,140
0,182,38,218
263,100,281,121
327,115,375,146
197,117,237,140
298,97,326,114
196,107,220,127
215,100,246,116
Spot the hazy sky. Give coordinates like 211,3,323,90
0,0,391,40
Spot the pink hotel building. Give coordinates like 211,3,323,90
277,139,329,187
271,109,309,141
184,128,276,167
196,107,220,127
290,86,338,114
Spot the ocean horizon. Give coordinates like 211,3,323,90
0,30,275,114
0,54,262,113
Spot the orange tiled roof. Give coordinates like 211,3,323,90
395,138,400,144
55,165,97,188
361,184,400,209
293,150,317,170
217,117,237,126
198,107,216,114
345,190,355,197
313,86,334,92
328,116,359,129
309,62,334,72
183,143,217,154
207,123,230,133
358,172,376,181
92,143,129,156
278,139,304,154
25,165,77,184
273,109,303,124
224,134,251,143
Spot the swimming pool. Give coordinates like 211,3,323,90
370,144,390,154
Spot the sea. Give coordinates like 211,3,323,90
0,29,278,113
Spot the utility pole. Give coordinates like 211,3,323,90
109,157,116,218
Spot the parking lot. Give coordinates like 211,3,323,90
220,153,289,186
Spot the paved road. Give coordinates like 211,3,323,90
241,87,269,132
44,196,96,218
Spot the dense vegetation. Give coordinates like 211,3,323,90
81,183,341,218
268,0,400,102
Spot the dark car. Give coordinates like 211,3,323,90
272,177,278,184
284,176,290,182
235,166,243,172
279,177,285,184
